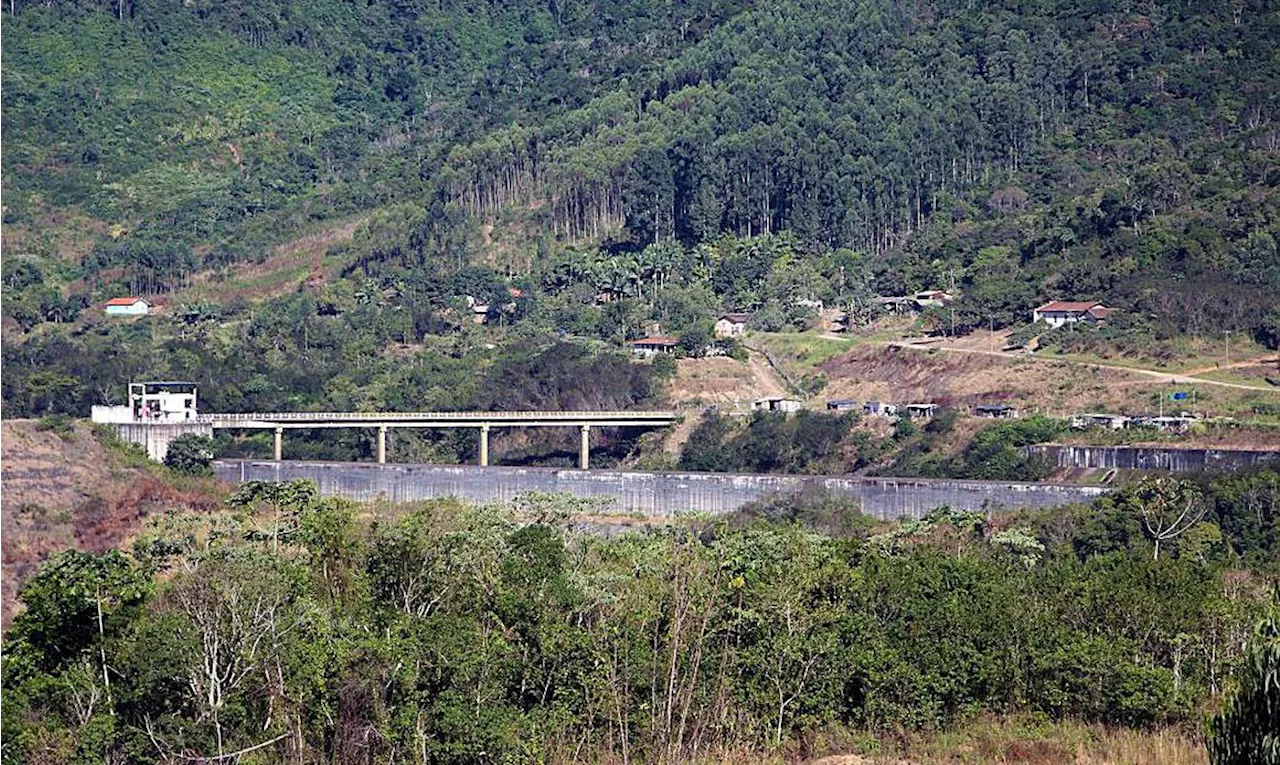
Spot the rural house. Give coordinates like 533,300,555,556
1070,413,1130,430
753,396,804,413
913,290,954,308
104,297,151,316
904,403,939,418
874,296,917,314
975,404,1020,419
1032,301,1116,328
714,312,751,338
631,336,678,358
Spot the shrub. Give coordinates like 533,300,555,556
1208,607,1280,765
36,414,76,440
164,434,215,476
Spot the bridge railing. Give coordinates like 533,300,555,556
201,410,678,423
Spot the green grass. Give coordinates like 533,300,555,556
1036,336,1274,376
752,331,870,372
1191,367,1280,388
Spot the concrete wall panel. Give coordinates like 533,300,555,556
114,422,213,462
214,461,1108,519
1029,445,1280,472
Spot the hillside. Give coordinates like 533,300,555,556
3,0,1278,458
0,420,222,627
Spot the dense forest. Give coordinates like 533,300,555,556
2,473,1278,763
3,0,1279,425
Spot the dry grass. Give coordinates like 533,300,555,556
1040,334,1274,376
1,420,225,629
801,716,1206,765
531,717,1205,764
667,356,788,409
818,344,1134,413
817,344,1276,422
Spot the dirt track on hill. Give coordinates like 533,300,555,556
891,342,1279,393
666,354,789,410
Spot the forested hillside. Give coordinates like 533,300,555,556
3,0,1278,424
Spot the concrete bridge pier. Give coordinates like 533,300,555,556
579,424,590,470
479,424,490,467
377,426,387,464
273,427,283,461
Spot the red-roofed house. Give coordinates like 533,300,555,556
104,297,151,316
1033,300,1116,328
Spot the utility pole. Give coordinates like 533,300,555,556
1224,331,1231,366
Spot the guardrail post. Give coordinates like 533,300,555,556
273,427,283,461
579,424,590,470
479,424,490,466
377,425,387,464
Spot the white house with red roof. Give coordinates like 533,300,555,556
1032,300,1116,328
103,296,151,316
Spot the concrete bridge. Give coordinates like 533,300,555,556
101,407,678,465
204,410,677,467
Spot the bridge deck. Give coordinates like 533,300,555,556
204,410,678,429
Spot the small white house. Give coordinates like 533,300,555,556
753,396,803,413
1070,413,1130,430
1033,301,1116,328
104,297,151,316
904,403,939,418
714,313,751,339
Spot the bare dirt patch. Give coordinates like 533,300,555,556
1,420,223,629
2,420,113,511
819,345,1139,413
667,356,788,409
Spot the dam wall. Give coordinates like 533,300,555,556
213,460,1108,520
1028,444,1280,472
112,422,213,462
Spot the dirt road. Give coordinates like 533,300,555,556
889,342,1278,393
745,348,792,398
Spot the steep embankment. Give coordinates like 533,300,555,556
0,420,223,627
820,343,1280,421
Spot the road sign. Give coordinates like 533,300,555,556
1170,391,1189,400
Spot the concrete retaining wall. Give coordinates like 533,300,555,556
213,460,1108,520
1029,444,1280,472
113,422,214,462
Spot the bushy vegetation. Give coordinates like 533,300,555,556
679,410,858,474
680,411,1071,481
162,433,215,476
886,415,1068,482
2,474,1277,763
1207,607,1280,765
